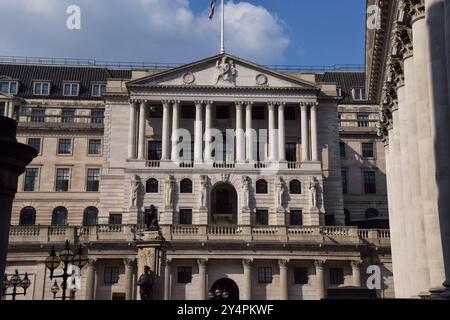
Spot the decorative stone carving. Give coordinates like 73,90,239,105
276,177,286,210
182,72,196,85
221,173,230,182
242,176,251,210
200,175,209,210
256,74,268,86
214,56,237,85
309,177,319,209
165,175,175,209
130,175,142,207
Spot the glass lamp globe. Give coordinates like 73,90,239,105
72,245,88,269
59,241,74,264
222,291,229,299
45,247,61,271
21,273,31,290
3,274,11,292
215,289,221,297
208,291,215,299
51,281,60,295
10,270,20,286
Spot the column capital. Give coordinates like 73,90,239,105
197,258,208,267
278,259,289,268
123,258,136,267
235,101,245,108
86,259,98,267
245,101,254,106
171,100,181,105
161,100,172,106
242,259,254,267
351,260,363,269
194,100,205,106
276,101,286,107
165,257,173,266
314,259,326,269
205,100,214,106
268,102,276,111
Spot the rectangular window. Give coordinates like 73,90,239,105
294,267,309,285
87,169,100,192
104,267,120,284
0,81,18,94
255,209,269,226
92,84,106,97
285,106,296,120
258,267,273,284
55,168,70,192
357,114,369,127
58,139,72,155
341,170,348,194
340,142,346,158
0,102,5,116
177,267,192,284
215,106,230,119
33,82,50,95
364,171,377,194
179,209,193,225
353,88,366,101
91,109,104,124
63,83,79,96
27,138,42,154
31,108,45,123
329,268,344,285
252,106,265,120
181,106,195,119
290,210,303,226
61,109,75,123
88,139,102,155
148,106,163,118
109,214,122,225
24,168,39,192
285,143,297,162
362,142,374,158
148,141,162,161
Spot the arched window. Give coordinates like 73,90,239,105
365,208,380,220
20,207,36,226
289,180,302,194
344,208,351,226
52,207,68,226
180,179,193,194
256,179,268,194
146,178,159,193
83,207,98,226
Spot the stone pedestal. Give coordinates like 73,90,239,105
198,208,208,225
0,117,37,299
241,208,251,225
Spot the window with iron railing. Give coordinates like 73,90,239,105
91,109,104,124
61,109,75,123
357,114,370,127
31,108,45,123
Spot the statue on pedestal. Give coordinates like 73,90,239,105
165,175,175,209
131,175,142,207
242,176,250,210
309,177,318,209
276,177,285,210
137,266,153,300
200,175,208,210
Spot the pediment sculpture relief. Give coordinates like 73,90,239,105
214,56,237,85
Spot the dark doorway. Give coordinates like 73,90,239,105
209,278,240,301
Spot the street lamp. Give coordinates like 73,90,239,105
2,270,31,300
208,288,229,300
45,240,88,300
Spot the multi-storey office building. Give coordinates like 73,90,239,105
1,54,392,300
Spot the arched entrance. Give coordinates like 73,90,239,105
210,183,238,225
209,278,240,301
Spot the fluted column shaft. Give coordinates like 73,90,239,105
310,103,319,161
85,260,96,300
301,103,309,162
279,260,289,300
171,101,180,162
161,101,171,161
194,102,203,163
246,103,254,162
236,103,245,162
278,104,286,161
127,102,138,159
268,103,277,162
242,259,252,300
137,102,147,160
204,102,213,162
198,259,208,300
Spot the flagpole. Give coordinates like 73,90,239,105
220,0,225,54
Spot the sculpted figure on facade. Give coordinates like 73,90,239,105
276,177,286,209
242,175,251,210
131,175,142,207
165,175,175,208
215,56,237,85
200,175,208,210
309,177,318,209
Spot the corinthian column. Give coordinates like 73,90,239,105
204,102,213,162
314,260,325,300
279,259,289,300
268,103,277,162
85,259,96,300
242,259,253,300
245,103,255,162
137,101,147,160
164,258,171,300
278,103,286,162
300,103,309,162
161,101,171,161
124,259,135,300
194,101,203,163
351,260,362,287
171,101,180,162
127,101,138,159
198,259,208,300
235,103,245,162
310,103,319,161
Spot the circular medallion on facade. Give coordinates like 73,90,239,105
182,72,196,85
256,74,268,86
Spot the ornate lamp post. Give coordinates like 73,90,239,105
2,270,31,300
208,288,229,300
45,240,88,300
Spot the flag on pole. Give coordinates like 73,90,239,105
209,0,216,20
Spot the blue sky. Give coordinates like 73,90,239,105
0,0,366,66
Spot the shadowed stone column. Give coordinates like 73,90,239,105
314,260,325,300
278,103,286,162
235,103,245,163
127,101,138,159
137,101,147,160
0,117,37,298
85,259,97,300
198,259,208,300
194,101,203,163
161,101,171,161
171,101,180,162
204,102,213,162
300,103,309,162
245,103,254,162
351,260,362,287
279,259,289,300
242,259,253,300
164,258,171,300
124,258,135,300
268,103,277,162
310,103,319,162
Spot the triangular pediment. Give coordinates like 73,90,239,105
127,53,319,91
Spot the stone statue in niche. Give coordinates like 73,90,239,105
215,56,237,85
276,177,286,209
137,266,154,300
242,175,251,210
309,177,319,209
200,175,208,210
131,175,142,207
165,175,175,208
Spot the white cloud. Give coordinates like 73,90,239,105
0,0,290,64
